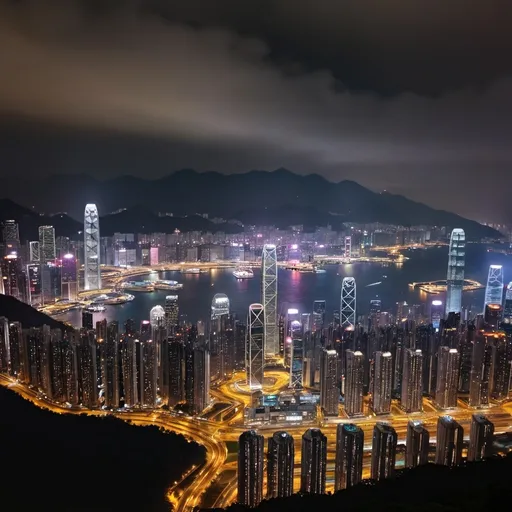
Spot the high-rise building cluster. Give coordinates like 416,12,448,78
237,413,495,506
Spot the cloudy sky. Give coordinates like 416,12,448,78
1,0,512,221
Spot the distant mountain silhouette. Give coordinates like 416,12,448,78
0,294,71,331
1,169,500,238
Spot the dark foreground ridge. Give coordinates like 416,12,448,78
0,386,205,512
0,293,71,331
221,454,512,512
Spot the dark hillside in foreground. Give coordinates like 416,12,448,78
224,454,512,512
0,294,71,331
0,386,205,511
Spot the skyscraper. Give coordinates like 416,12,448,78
247,303,264,390
468,414,494,462
140,321,157,408
1,220,20,253
300,428,327,495
165,295,179,334
84,204,101,290
372,351,392,415
312,300,326,332
431,300,443,330
267,431,295,499
237,431,264,508
435,416,463,467
345,350,364,417
335,424,364,491
492,331,512,400
401,348,423,413
469,331,496,408
2,254,26,301
38,225,56,263
340,277,356,330
484,265,504,312
435,347,459,409
405,421,430,468
29,241,40,263
149,305,165,328
102,321,119,409
320,348,338,416
193,344,210,414
261,244,278,356
503,282,512,321
211,293,230,380
445,228,465,316
289,320,303,388
61,253,78,301
371,423,397,481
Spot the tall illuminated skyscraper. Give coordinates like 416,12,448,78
211,293,230,380
289,320,303,389
261,244,278,356
2,254,26,301
503,282,512,321
435,416,463,467
372,351,392,415
102,321,119,409
431,300,443,330
150,305,165,328
312,300,326,332
435,347,459,409
484,265,504,312
38,225,56,263
335,424,363,491
267,431,294,499
340,277,356,330
371,423,397,481
247,303,264,390
345,350,364,417
193,345,210,414
84,204,101,290
61,253,78,301
237,430,264,508
165,295,179,334
445,228,465,316
492,331,512,400
405,421,430,468
468,414,494,462
1,220,20,253
29,241,40,263
401,348,423,413
300,429,327,495
469,331,496,407
320,348,338,416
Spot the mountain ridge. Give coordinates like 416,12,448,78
0,169,500,238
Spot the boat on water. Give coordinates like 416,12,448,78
154,280,184,290
121,280,155,292
314,268,327,274
181,268,203,274
233,267,254,279
341,257,352,264
86,304,106,313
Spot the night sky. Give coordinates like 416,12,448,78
1,1,512,222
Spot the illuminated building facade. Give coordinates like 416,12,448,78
445,228,465,316
165,295,179,334
289,320,303,389
345,350,364,416
102,321,119,409
193,345,210,414
469,331,496,408
247,303,265,390
2,254,26,301
468,414,494,462
267,431,294,499
38,225,56,263
371,423,397,481
503,282,512,321
312,300,326,332
60,253,78,301
335,423,363,491
320,348,338,416
401,348,423,413
211,293,230,380
237,430,264,507
435,347,459,409
261,244,278,356
300,428,327,495
1,220,20,254
340,277,356,330
372,351,392,415
484,264,504,312
29,241,40,263
431,300,443,330
435,416,463,467
405,421,429,468
84,204,101,290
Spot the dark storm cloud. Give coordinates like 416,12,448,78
0,0,512,221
